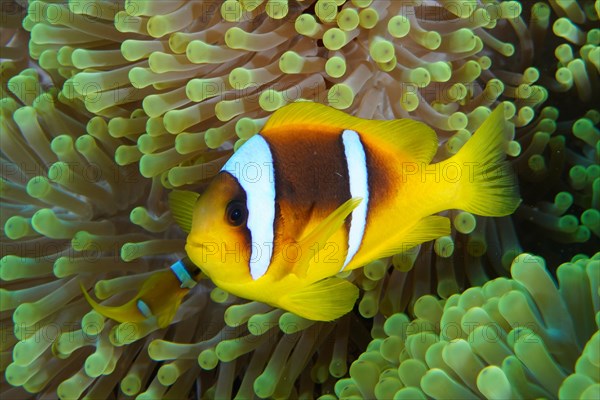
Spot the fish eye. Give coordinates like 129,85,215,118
226,200,247,227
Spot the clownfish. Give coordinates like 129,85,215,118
168,102,519,321
82,101,519,325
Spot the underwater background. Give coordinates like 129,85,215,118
0,0,598,399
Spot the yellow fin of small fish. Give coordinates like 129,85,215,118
265,102,438,164
440,105,521,216
349,215,451,268
80,282,146,323
280,277,359,321
156,291,187,328
294,197,363,279
168,190,199,233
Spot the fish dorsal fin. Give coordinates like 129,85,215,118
263,101,356,131
294,197,363,279
263,102,438,164
280,277,359,321
353,118,438,164
168,190,199,233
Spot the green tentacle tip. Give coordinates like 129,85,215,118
4,216,33,240
359,8,379,29
120,243,139,262
434,236,454,258
279,51,305,74
82,311,104,336
581,209,599,233
210,287,229,303
337,8,359,31
225,27,247,50
221,0,243,22
325,56,347,78
235,117,264,140
454,212,476,234
85,353,110,378
315,0,337,23
328,84,354,110
359,292,379,318
253,373,279,399
266,0,289,19
558,215,579,233
364,260,387,281
198,348,218,370
295,14,318,36
157,363,179,386
323,28,347,51
388,15,410,38
370,38,395,63
259,90,286,112
279,312,314,334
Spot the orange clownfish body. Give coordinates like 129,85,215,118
169,101,520,321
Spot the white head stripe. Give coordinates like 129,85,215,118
341,129,369,270
170,259,197,289
221,134,275,280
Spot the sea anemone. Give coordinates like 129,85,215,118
25,0,550,187
334,252,600,399
1,0,599,398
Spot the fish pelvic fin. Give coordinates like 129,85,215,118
279,277,359,321
435,104,521,217
80,269,191,328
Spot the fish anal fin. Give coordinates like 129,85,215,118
350,216,450,267
168,190,199,233
293,197,362,278
280,277,359,321
263,102,438,164
398,215,451,251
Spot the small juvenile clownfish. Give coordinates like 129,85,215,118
81,258,201,328
166,101,520,321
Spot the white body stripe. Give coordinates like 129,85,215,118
341,129,369,270
221,134,275,280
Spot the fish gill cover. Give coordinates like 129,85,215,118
0,0,598,399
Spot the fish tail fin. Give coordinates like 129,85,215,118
279,277,359,321
439,105,521,216
80,282,146,324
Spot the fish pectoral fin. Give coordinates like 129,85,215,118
280,277,359,321
294,197,363,278
168,190,199,233
349,216,451,267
